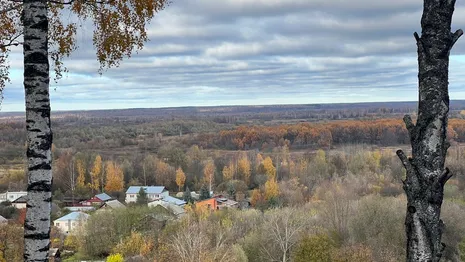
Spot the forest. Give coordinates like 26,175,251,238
1,106,465,261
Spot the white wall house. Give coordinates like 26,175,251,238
0,191,27,203
125,186,169,203
53,211,89,234
11,195,27,209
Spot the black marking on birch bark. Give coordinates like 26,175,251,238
24,53,48,64
38,245,50,252
29,19,47,30
24,66,48,78
27,108,51,118
26,149,47,159
24,233,50,240
37,133,52,142
26,196,52,208
37,140,52,151
24,222,36,231
28,163,52,171
27,181,52,192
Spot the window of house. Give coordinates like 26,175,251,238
56,222,60,226
130,195,135,198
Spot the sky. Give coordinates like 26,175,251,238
3,0,465,112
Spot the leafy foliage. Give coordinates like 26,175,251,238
199,184,210,200
136,187,148,205
106,253,124,262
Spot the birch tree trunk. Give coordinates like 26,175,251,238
397,0,462,261
22,0,52,260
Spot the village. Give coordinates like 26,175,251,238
0,185,249,260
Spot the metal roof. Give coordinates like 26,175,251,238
126,186,165,194
95,193,112,201
162,195,186,206
103,200,126,209
55,211,89,221
12,195,27,203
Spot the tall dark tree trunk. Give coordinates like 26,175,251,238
397,0,462,261
22,0,52,261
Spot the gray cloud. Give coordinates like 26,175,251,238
3,0,465,111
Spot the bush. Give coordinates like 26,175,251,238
292,234,335,262
331,245,374,262
106,253,124,262
348,195,405,261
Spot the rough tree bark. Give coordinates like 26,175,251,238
22,0,53,261
396,0,462,261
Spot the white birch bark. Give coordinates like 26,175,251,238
22,0,52,260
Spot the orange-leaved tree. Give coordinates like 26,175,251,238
237,153,251,185
203,158,215,192
90,154,102,193
175,167,186,192
104,161,124,193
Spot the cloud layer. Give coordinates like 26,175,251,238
3,0,465,111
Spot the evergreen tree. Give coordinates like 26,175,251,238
227,182,236,200
136,187,148,205
199,184,210,200
183,186,194,204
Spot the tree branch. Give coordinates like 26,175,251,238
0,32,23,50
396,149,411,175
450,29,463,50
403,114,416,139
414,32,429,58
438,167,452,185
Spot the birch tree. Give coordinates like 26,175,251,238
21,1,52,260
396,1,462,261
90,154,102,193
1,0,169,260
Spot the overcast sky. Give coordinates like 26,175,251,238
3,0,465,112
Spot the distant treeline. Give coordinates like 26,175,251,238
2,117,465,162
194,119,465,150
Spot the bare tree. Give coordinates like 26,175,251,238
260,208,309,262
396,0,462,261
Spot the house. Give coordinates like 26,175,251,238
99,199,126,210
160,195,186,206
135,206,175,232
148,200,186,217
80,193,112,206
0,215,7,224
62,197,87,207
53,211,89,234
65,206,96,212
0,191,27,203
125,186,169,203
195,198,218,211
215,196,239,210
11,195,27,209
